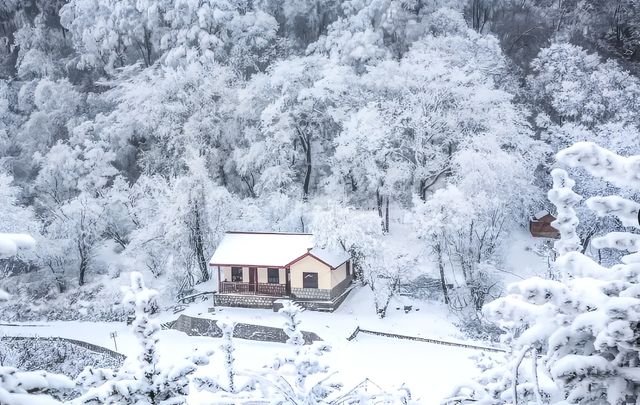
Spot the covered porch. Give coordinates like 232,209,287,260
218,281,288,297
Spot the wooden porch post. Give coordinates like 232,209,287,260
217,266,221,293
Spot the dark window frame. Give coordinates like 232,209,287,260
231,267,243,282
303,272,318,289
267,268,280,284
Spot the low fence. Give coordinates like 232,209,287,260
1,335,127,361
346,326,506,353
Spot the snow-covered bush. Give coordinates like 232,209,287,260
449,142,640,404
261,301,342,403
1,337,122,379
362,249,417,318
193,319,260,402
0,233,76,405
76,272,208,404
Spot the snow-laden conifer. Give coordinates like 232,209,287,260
75,272,207,404
449,143,640,404
193,320,258,402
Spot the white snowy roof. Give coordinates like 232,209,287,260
309,247,351,269
209,232,349,269
533,210,551,220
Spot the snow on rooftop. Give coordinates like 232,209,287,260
209,232,349,268
533,210,550,220
310,248,350,268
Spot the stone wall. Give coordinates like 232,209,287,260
214,280,354,312
291,278,351,301
214,294,276,309
291,287,331,300
172,314,322,344
330,277,351,299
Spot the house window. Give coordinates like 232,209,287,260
303,272,318,289
231,267,243,282
346,261,351,276
268,268,280,284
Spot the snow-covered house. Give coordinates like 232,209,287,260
209,231,353,311
529,210,560,238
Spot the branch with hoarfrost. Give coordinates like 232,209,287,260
547,169,582,256
558,144,640,263
457,143,640,404
556,142,640,190
587,196,640,229
280,301,305,346
259,301,341,403
0,368,75,405
76,272,208,404
193,320,258,401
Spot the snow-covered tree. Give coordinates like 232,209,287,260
194,320,257,402
260,301,341,403
76,272,208,404
309,201,383,281
547,169,582,257
362,249,416,319
0,232,75,404
530,43,640,253
451,142,640,404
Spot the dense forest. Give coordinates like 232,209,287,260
1,0,640,322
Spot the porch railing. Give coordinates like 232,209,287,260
219,282,287,297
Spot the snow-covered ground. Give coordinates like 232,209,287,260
1,287,484,403
0,231,552,403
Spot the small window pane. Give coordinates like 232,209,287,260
303,272,318,289
268,268,279,284
232,267,243,282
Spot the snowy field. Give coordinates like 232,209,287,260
0,286,486,403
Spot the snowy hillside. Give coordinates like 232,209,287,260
3,0,640,403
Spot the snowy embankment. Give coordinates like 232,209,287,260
0,287,484,403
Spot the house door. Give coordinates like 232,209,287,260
249,267,257,292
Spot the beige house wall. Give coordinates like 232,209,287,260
331,261,348,287
221,266,231,282
289,255,332,289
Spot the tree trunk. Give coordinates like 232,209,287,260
384,196,390,233
298,129,312,200
78,250,87,286
376,189,383,218
435,243,450,305
192,204,209,282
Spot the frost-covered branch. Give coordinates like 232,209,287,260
77,272,207,404
557,142,640,190
547,168,582,256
